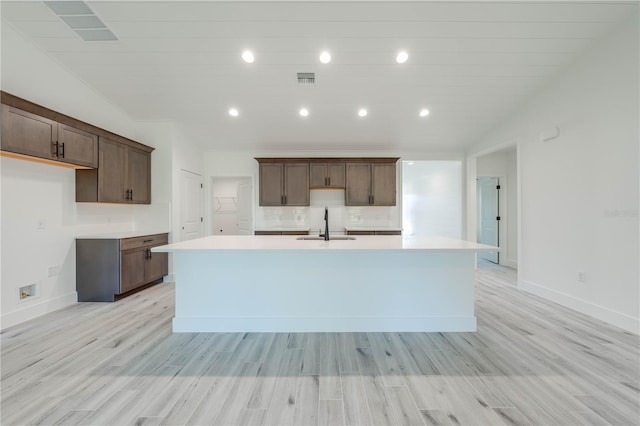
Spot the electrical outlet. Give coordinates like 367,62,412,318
48,265,60,277
577,271,585,282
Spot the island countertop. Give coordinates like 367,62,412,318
152,235,498,252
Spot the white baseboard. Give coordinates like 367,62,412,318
0,291,78,330
520,280,639,334
163,274,175,282
173,315,477,333
501,258,518,269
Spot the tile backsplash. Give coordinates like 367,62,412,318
254,189,400,232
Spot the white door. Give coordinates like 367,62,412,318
478,177,500,263
237,178,253,235
180,170,204,241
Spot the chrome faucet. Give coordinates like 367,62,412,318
320,206,329,241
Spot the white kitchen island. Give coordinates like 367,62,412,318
152,235,497,333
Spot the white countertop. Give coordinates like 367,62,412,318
76,231,169,239
153,235,498,252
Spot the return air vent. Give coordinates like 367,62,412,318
44,1,118,41
297,73,316,84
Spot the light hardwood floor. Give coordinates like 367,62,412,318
1,261,638,426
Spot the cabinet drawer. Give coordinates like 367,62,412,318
120,233,168,251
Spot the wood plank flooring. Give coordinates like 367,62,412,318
1,260,638,425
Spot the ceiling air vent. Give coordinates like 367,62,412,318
297,72,316,84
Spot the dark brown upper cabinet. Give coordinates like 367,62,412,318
1,92,154,204
56,123,99,168
345,161,397,206
258,161,309,206
76,137,151,204
1,104,98,168
309,163,345,188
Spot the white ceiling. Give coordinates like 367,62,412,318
1,1,636,151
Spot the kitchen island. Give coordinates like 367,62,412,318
153,235,497,333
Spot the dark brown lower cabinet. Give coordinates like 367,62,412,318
76,233,168,302
346,230,402,236
254,230,309,236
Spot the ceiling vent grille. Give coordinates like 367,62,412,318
44,1,118,41
297,73,316,84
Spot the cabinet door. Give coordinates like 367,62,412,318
327,163,345,188
309,163,328,188
145,249,168,282
371,163,396,206
98,138,128,203
1,105,56,159
57,124,98,168
121,249,146,293
345,163,372,206
284,163,309,206
259,163,284,206
128,148,151,204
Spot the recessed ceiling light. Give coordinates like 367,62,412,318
242,50,254,63
396,51,409,64
358,108,368,117
299,108,309,117
419,108,430,117
228,108,239,117
319,51,331,64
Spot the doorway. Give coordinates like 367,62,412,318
477,177,500,263
473,146,518,269
180,169,204,241
211,177,253,235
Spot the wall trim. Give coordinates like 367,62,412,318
0,291,78,330
502,259,518,269
520,279,639,334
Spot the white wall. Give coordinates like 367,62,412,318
468,14,639,333
0,23,177,328
476,149,518,268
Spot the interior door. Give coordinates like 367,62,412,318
180,169,204,241
478,177,500,263
236,178,253,235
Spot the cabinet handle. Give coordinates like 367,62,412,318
327,176,330,186
371,195,374,205
148,249,152,259
325,177,328,186
143,239,153,243
284,195,287,205
59,142,65,158
52,141,59,157
130,189,133,200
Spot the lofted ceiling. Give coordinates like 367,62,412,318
1,1,636,151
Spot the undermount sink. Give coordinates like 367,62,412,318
296,236,356,241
